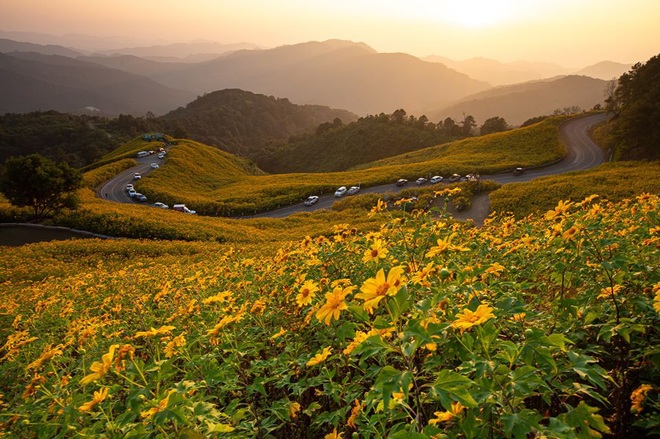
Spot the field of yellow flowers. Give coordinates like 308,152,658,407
1,194,658,438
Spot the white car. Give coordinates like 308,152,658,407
153,202,169,209
158,153,165,159
135,193,147,202
133,172,142,180
125,184,134,191
150,163,159,169
334,186,347,197
430,176,443,184
448,174,461,182
304,196,319,206
416,177,428,185
347,186,360,195
128,189,137,197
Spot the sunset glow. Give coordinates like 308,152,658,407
0,0,657,66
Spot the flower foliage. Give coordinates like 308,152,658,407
0,194,658,437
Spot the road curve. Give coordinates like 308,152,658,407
250,113,607,218
96,113,607,218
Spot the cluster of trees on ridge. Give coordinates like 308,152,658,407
252,110,513,173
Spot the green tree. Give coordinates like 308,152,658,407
0,154,82,221
461,114,477,137
480,116,509,135
606,54,660,159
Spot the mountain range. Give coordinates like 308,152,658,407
0,34,632,123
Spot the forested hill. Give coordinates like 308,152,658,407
252,111,461,173
158,89,358,158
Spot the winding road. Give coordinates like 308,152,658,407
97,113,607,220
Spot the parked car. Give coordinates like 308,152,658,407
125,184,134,191
173,204,196,214
128,189,137,197
430,176,443,184
304,196,319,206
153,202,169,209
158,153,165,159
465,173,477,181
448,174,461,182
396,178,408,187
347,186,360,195
150,163,159,169
136,151,149,158
513,167,525,176
135,193,147,202
133,172,142,180
334,186,347,197
416,177,428,185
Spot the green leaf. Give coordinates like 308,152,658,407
501,410,542,439
210,423,235,433
432,370,477,407
374,366,411,412
387,285,410,320
567,351,610,389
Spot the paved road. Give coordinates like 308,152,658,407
250,113,607,218
97,154,164,204
97,113,607,218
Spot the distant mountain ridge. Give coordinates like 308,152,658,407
0,52,195,115
146,40,489,115
0,38,82,57
429,75,608,126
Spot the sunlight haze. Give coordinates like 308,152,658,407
1,0,657,66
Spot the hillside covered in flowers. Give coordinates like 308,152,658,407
1,194,659,437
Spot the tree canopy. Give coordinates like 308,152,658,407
606,54,660,160
0,154,82,221
480,117,509,135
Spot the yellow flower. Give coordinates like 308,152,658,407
545,199,573,220
296,280,319,307
307,347,332,367
362,239,389,263
653,283,660,314
79,387,108,412
134,325,176,338
356,266,406,314
452,304,496,333
347,399,364,428
206,311,245,337
369,199,388,215
597,284,623,299
426,233,469,258
270,327,288,340
316,286,354,325
343,331,369,355
325,428,343,439
512,312,526,322
26,344,64,371
562,226,580,241
429,401,465,425
289,401,301,419
631,384,653,413
163,334,186,359
484,262,505,277
141,390,177,419
80,344,119,385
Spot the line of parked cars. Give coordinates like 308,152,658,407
397,173,480,187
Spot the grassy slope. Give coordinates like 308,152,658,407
356,116,568,170
489,161,660,217
135,117,567,215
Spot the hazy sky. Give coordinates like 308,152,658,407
1,0,658,67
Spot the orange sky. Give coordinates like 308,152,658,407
1,0,658,66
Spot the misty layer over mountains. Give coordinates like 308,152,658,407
0,34,631,123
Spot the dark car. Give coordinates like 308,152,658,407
513,167,525,176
